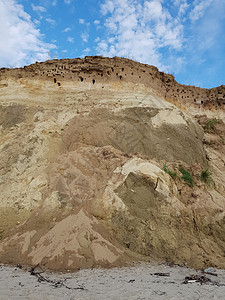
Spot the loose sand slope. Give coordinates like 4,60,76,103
0,57,225,271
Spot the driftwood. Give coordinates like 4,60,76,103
151,272,170,277
29,264,87,290
182,275,211,285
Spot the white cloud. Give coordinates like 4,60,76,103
46,18,56,26
62,49,67,53
31,4,46,13
52,0,57,6
64,0,71,4
63,27,71,32
81,32,89,43
101,0,114,15
97,0,225,79
34,19,40,25
178,3,189,18
0,0,55,67
83,47,91,53
98,41,108,52
187,0,225,55
189,0,213,22
79,19,85,24
94,20,100,25
67,36,74,43
143,1,166,21
97,0,184,70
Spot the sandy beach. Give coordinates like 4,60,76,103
1,263,225,299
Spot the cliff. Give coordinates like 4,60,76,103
1,56,225,114
0,56,225,271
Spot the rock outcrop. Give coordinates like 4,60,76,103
0,56,225,271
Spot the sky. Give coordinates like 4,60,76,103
0,0,225,88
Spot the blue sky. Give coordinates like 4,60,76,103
0,0,224,88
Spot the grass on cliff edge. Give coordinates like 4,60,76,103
200,169,213,186
162,163,177,179
162,164,194,187
204,118,220,132
179,167,194,187
163,163,214,188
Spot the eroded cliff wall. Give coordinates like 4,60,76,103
0,57,225,271
1,56,225,113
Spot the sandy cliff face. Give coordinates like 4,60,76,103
0,56,225,271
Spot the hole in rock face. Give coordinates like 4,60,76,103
120,76,122,80
93,79,95,84
79,77,84,82
54,78,57,83
57,82,61,86
122,68,124,71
